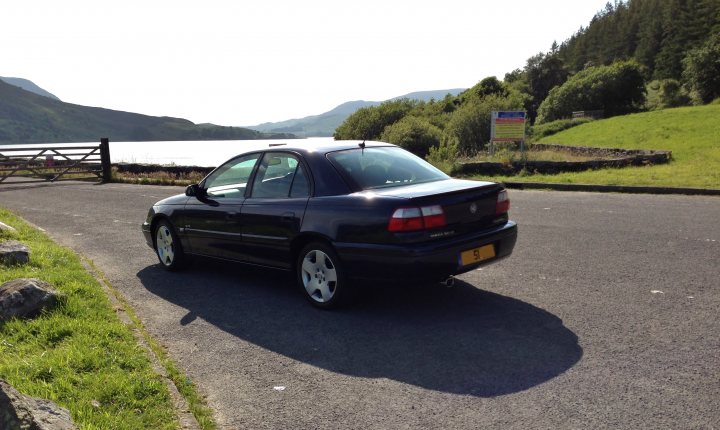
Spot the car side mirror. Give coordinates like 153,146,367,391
185,184,205,198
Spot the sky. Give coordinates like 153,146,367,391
3,0,612,127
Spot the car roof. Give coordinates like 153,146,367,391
261,140,397,154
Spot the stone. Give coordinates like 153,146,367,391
0,379,78,430
0,240,29,265
0,221,17,233
0,279,61,321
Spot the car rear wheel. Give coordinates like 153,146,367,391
297,242,351,309
154,220,187,271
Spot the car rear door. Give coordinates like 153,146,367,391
239,152,311,269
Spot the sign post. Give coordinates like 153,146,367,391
490,111,527,160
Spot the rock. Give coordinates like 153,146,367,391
0,279,61,321
0,240,29,265
0,221,17,233
0,379,78,430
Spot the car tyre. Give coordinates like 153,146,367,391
297,242,352,309
154,219,187,271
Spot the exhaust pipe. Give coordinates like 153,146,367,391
441,276,455,288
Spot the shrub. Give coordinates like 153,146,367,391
444,94,523,156
426,137,459,174
380,116,443,158
645,79,691,110
333,99,417,140
536,61,646,124
682,32,720,104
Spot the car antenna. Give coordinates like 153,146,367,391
359,138,366,153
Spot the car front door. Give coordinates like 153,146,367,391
182,153,261,259
240,152,311,269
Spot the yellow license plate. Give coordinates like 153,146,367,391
460,244,495,266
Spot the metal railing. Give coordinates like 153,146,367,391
0,138,111,184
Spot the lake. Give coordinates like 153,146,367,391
110,137,337,167
1,137,335,168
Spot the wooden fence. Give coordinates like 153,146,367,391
0,138,111,184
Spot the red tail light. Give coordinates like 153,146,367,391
496,190,510,215
388,205,446,232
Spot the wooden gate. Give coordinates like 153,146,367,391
0,138,111,184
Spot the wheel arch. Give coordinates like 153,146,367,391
149,214,172,248
290,233,335,270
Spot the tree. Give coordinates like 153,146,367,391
682,32,720,103
380,116,443,158
524,53,569,123
444,94,522,155
536,61,646,123
333,99,417,140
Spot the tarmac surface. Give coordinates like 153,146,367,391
1,180,718,429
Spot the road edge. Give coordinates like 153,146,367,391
81,259,207,430
502,182,720,196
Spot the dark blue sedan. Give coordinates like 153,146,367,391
142,140,517,308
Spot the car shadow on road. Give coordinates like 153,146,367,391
137,260,582,397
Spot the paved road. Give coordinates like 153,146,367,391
1,181,718,429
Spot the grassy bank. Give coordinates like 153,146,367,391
469,104,720,189
0,208,202,429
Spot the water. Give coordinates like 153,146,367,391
110,137,336,167
0,137,335,168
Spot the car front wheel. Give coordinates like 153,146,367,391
297,242,351,309
154,219,187,271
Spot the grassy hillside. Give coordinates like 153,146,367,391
0,79,293,143
474,104,720,189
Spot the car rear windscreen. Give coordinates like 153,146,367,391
327,147,449,190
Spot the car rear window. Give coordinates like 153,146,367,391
327,146,449,190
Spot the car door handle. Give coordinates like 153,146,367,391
281,212,295,222
226,212,239,220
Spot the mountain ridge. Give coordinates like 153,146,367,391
0,77,60,100
0,79,293,144
246,89,466,137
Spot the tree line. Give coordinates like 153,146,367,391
334,0,720,163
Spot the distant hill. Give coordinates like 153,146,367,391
247,88,466,137
0,77,60,100
0,79,293,144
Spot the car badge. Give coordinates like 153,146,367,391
469,202,478,214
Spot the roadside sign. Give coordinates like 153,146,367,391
491,111,526,142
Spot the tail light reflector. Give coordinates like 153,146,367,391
496,190,510,215
388,205,446,232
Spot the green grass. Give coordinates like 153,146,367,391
469,104,720,189
0,208,180,429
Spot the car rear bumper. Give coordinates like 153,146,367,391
334,221,517,283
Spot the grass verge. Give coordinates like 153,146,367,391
111,167,205,186
0,208,214,429
468,104,720,189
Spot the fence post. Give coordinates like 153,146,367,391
100,138,111,183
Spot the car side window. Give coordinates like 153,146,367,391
204,154,260,199
251,153,309,199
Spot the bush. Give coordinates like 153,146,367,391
645,79,691,110
333,99,417,140
380,116,443,158
426,137,459,175
682,32,720,104
444,94,523,156
536,61,646,124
